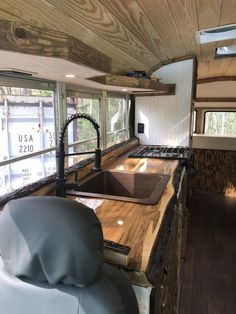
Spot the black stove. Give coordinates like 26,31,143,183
129,145,191,160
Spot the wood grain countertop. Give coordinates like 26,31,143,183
67,149,179,286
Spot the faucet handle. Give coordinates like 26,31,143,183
93,148,102,172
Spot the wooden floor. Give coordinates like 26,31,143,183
178,193,236,314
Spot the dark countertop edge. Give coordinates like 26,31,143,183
0,137,138,208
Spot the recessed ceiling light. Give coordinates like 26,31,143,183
65,74,76,78
196,23,236,44
122,88,128,92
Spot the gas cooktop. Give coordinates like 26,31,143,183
128,145,191,160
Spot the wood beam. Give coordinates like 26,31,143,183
132,89,176,97
196,97,236,102
88,75,175,93
197,76,236,84
0,19,111,74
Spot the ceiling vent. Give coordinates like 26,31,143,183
196,24,236,44
215,45,236,58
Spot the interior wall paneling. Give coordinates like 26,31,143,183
135,59,194,146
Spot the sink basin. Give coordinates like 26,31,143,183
67,170,170,205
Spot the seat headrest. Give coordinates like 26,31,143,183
0,196,104,287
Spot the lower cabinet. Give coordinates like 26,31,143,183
150,174,189,314
150,213,178,314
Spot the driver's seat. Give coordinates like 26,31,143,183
0,196,139,314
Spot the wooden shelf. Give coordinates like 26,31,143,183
88,74,176,94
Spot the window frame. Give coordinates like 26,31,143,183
0,78,130,196
66,90,130,152
66,92,102,159
0,76,57,195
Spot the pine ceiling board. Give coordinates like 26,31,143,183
0,8,22,21
45,0,157,69
231,59,236,76
219,0,236,25
99,0,172,61
136,0,186,58
215,39,233,49
209,59,224,77
166,0,201,57
196,0,223,29
196,0,222,63
224,58,236,76
217,58,236,76
200,43,217,61
199,43,216,64
198,58,236,78
198,61,211,78
0,0,149,73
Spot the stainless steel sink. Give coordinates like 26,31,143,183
67,170,170,205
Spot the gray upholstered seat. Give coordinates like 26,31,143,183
0,196,139,314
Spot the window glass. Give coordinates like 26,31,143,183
66,96,100,164
204,111,236,135
0,152,56,196
0,87,55,161
106,96,128,147
0,86,56,196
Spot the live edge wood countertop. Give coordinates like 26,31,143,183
67,149,179,286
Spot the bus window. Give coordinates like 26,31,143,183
204,111,236,135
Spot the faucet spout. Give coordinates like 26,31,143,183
56,113,102,197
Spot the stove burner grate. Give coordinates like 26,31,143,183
129,145,190,160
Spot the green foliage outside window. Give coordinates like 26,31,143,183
67,94,128,159
204,111,236,135
76,98,100,141
0,87,53,96
67,97,100,147
106,97,127,147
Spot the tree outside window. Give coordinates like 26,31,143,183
204,111,236,135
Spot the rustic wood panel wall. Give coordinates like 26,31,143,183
191,149,236,196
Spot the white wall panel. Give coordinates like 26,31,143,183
135,59,193,146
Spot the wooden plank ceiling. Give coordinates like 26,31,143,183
0,0,236,79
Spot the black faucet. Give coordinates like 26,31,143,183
56,113,102,197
